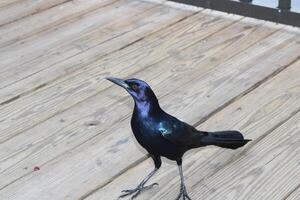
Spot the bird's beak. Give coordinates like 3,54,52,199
105,77,130,90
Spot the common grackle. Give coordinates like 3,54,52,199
106,77,251,200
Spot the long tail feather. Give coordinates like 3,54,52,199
202,130,251,149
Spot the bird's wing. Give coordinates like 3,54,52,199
159,116,206,147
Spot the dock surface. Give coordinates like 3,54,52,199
0,0,300,199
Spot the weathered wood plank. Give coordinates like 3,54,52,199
0,10,234,141
86,58,300,200
0,0,141,76
0,23,298,200
0,0,69,26
190,114,300,200
0,0,116,47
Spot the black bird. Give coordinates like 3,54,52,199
106,77,251,200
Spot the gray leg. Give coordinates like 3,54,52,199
119,168,158,199
175,164,192,200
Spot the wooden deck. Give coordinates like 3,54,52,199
0,0,300,199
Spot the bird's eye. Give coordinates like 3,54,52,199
131,84,139,91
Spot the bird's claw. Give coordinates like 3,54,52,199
177,193,192,200
119,183,158,199
175,186,192,200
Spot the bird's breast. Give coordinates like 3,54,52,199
130,116,184,160
131,116,160,137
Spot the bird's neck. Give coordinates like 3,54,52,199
134,99,161,118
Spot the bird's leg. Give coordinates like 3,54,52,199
175,163,192,200
119,168,158,199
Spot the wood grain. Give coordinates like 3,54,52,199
0,0,69,26
0,0,116,47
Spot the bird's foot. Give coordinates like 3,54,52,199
119,183,158,199
175,185,192,200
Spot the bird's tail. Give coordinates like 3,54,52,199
202,130,251,149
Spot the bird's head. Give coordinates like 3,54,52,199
105,77,158,103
